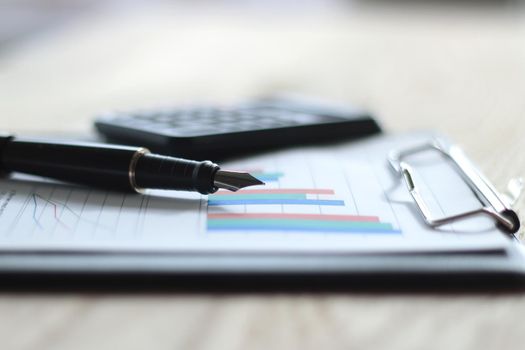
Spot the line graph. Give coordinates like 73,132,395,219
31,193,69,230
0,177,163,241
29,191,115,233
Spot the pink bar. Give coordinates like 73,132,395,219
214,189,335,195
207,213,380,222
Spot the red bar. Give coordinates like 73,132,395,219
207,213,380,222
214,189,335,195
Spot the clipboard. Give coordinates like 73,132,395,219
1,131,524,290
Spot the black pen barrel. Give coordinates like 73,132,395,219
134,154,219,194
0,136,220,194
0,136,141,191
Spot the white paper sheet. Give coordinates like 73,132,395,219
0,133,513,254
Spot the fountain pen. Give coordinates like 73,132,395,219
0,135,264,194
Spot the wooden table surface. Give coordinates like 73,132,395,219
1,3,525,349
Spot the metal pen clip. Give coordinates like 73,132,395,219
388,139,522,235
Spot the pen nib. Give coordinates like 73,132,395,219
213,170,265,192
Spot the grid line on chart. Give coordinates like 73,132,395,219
341,166,360,215
31,186,57,235
365,155,402,232
92,192,109,235
112,193,128,233
49,188,74,235
71,188,92,235
7,184,39,236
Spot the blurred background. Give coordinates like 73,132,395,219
1,0,525,161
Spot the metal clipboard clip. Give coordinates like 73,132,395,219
388,138,522,235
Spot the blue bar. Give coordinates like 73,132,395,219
251,172,284,182
208,199,345,206
208,226,401,234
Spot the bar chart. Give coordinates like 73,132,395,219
207,174,401,234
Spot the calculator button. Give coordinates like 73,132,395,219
174,114,194,121
241,121,261,128
141,122,169,129
128,113,153,120
236,112,260,120
266,121,291,128
167,120,183,127
216,116,238,123
221,125,247,132
125,119,156,127
152,115,177,123
192,112,210,120
278,112,325,124
214,109,235,117
253,108,291,118
164,128,192,136
109,117,128,123
195,129,219,135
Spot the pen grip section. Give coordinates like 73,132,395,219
134,154,219,194
0,138,140,191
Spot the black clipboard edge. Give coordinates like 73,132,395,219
0,242,524,292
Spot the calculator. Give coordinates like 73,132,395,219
94,96,381,160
